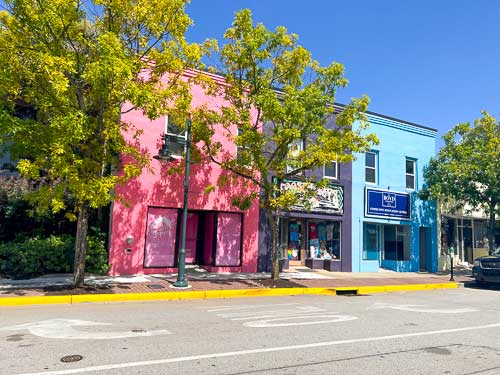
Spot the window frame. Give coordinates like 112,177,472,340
286,139,304,175
164,115,187,158
363,223,380,261
382,224,411,261
323,160,339,180
405,158,416,190
235,127,249,162
365,151,378,184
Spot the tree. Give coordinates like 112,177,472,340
0,0,203,285
424,111,500,253
192,9,378,279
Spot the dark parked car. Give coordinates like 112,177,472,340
473,250,500,284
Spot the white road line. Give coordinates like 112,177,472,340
206,303,299,312
218,307,322,318
16,322,500,375
243,314,358,327
367,303,478,314
230,311,326,321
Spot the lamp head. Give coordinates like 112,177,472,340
154,134,185,162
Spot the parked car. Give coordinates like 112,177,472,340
473,247,500,285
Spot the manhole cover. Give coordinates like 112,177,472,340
60,355,83,363
146,284,165,289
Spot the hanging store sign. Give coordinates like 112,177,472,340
279,179,344,215
365,188,411,220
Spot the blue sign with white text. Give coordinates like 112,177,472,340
365,188,411,220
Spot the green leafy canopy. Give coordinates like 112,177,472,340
424,111,500,251
0,0,204,216
424,111,500,213
192,9,378,211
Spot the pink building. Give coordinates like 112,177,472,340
108,72,259,275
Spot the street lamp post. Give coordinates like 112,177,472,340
154,119,192,289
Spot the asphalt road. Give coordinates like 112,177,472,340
1,287,500,375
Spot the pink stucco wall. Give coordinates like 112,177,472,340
108,73,259,275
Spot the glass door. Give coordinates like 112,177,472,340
463,219,473,264
363,223,380,263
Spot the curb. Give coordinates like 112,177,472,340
0,282,459,307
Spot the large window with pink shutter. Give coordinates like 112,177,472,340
144,207,178,267
215,212,243,266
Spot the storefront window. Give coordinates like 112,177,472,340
308,220,341,260
363,223,379,260
280,218,341,260
383,225,411,261
474,220,488,249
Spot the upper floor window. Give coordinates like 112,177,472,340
286,139,303,174
365,151,377,184
165,116,186,157
405,158,416,190
324,161,338,180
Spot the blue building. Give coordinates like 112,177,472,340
351,111,438,273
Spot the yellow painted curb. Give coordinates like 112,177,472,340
0,295,71,306
0,283,459,307
71,291,207,304
304,288,338,296
357,283,459,295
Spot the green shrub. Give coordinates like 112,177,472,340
0,232,110,279
85,230,110,275
0,235,73,279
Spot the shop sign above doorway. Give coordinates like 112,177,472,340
278,179,344,214
365,188,411,220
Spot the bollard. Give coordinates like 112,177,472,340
449,245,455,282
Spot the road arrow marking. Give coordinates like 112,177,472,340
15,321,500,375
0,319,171,340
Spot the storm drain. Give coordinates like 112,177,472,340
146,284,166,290
335,289,359,296
60,355,83,363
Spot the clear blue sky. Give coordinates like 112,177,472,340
185,0,500,146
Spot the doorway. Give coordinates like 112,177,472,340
419,227,430,271
459,219,473,264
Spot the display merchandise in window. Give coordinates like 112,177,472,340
287,221,301,260
308,220,341,260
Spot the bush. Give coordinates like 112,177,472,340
0,235,73,279
0,232,110,279
85,230,110,275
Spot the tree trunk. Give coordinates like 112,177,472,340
488,201,497,254
267,209,280,280
73,202,90,287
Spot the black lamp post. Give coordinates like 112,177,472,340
154,119,192,289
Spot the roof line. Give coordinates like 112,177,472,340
191,69,438,133
333,103,437,133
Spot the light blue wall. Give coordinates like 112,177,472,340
351,114,438,272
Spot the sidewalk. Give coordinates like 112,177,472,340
0,266,472,299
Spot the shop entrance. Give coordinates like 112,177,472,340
457,219,473,264
143,207,243,269
419,227,430,271
280,218,306,261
